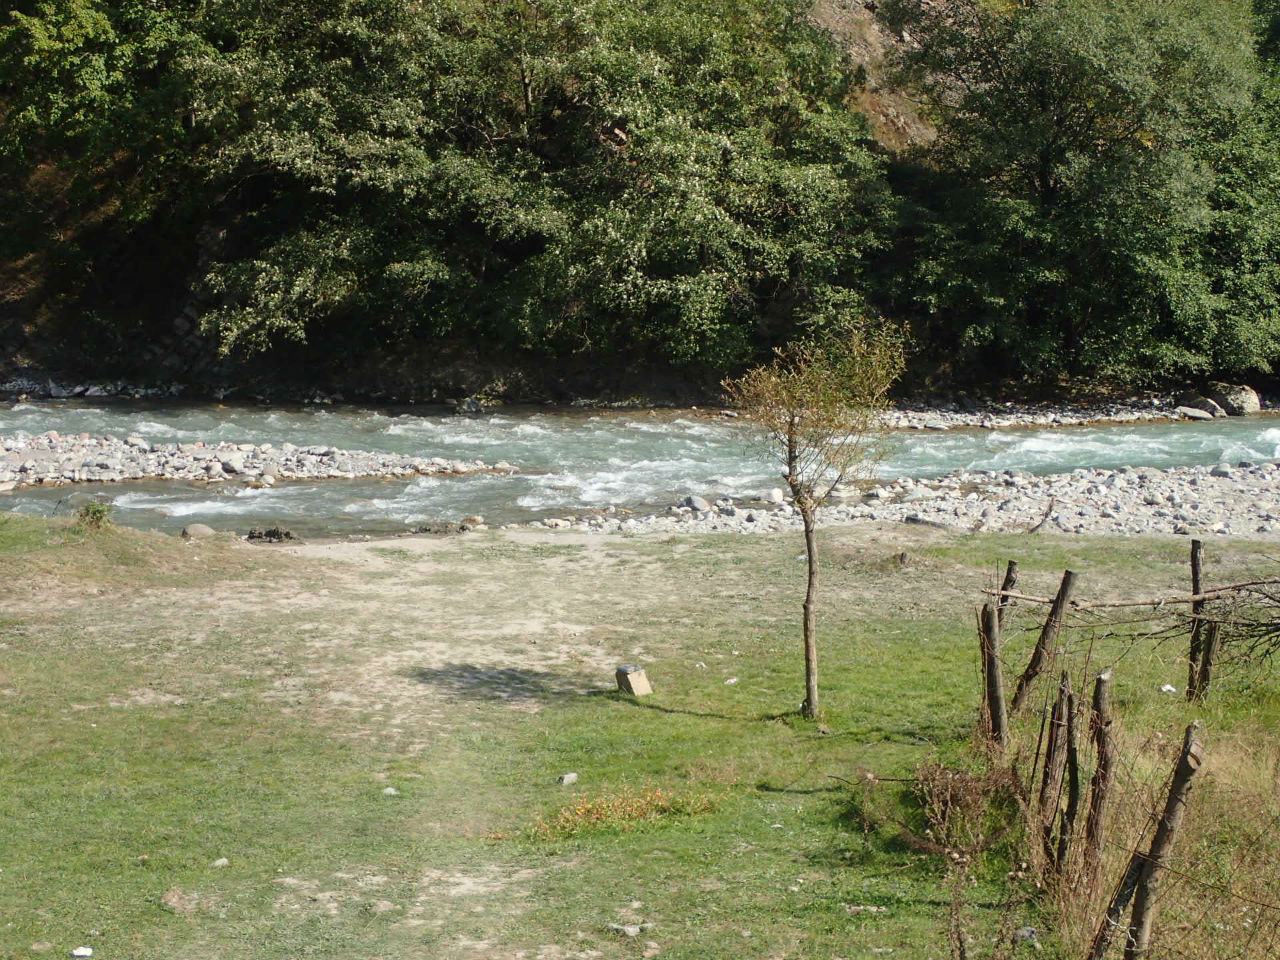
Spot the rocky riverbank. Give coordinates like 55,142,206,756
0,431,512,491
0,396,1275,541
2,370,1271,430
880,382,1266,430
521,460,1280,539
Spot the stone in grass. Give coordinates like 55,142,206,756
382,786,400,796
72,949,93,958
615,664,652,696
608,922,654,938
557,772,579,786
181,523,216,540
1014,926,1042,950
211,857,230,868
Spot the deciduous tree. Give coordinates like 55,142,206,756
723,318,902,719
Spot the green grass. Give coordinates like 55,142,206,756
0,518,1276,959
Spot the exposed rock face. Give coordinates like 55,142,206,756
1206,382,1261,416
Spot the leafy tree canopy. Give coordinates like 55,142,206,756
2,0,889,372
882,0,1280,383
4,0,1280,389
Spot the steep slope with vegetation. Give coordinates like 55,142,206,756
1,0,1279,397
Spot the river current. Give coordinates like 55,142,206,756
2,400,1278,536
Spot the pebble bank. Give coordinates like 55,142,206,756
0,431,512,492
521,462,1280,540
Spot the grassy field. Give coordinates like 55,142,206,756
0,515,1276,959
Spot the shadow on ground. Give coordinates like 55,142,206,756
407,663,589,702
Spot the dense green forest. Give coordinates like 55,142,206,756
2,0,1280,396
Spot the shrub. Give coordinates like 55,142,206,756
76,501,114,530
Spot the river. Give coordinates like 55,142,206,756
1,400,1278,537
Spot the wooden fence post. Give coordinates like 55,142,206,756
1088,723,1205,960
980,602,1008,747
1053,689,1082,873
997,560,1019,628
1123,723,1206,959
1186,540,1205,701
1083,671,1115,886
1037,673,1071,867
1192,622,1221,703
1012,571,1077,714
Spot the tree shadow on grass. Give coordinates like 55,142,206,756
406,664,588,703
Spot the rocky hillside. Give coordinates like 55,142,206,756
812,0,935,149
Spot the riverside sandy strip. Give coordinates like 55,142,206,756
0,431,514,491
527,461,1280,540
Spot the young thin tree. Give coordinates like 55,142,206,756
723,325,903,719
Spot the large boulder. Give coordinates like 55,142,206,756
1206,382,1261,416
1174,392,1226,418
181,523,216,539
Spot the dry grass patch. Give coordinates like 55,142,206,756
528,786,717,840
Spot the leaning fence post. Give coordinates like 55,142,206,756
1088,723,1205,960
1123,723,1206,959
1012,570,1077,714
1186,540,1205,701
980,602,1008,747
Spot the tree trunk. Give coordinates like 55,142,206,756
801,505,820,719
